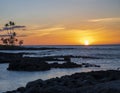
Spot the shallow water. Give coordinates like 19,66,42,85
0,45,120,92
0,64,105,92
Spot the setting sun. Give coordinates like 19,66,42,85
84,40,89,45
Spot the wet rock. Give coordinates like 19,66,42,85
4,70,120,93
7,60,51,71
7,56,100,71
17,87,25,93
50,62,82,68
0,53,23,63
64,56,71,63
26,79,44,89
7,60,99,71
82,63,100,67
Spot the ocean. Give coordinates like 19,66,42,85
0,45,120,92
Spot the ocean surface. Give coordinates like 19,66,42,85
0,45,120,92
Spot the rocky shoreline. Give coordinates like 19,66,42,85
0,52,100,71
0,47,120,93
0,52,101,64
7,55,100,71
7,60,100,71
4,70,120,93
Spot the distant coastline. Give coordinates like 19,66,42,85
23,44,120,46
0,44,120,50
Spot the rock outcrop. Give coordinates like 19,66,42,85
7,57,100,71
0,53,23,63
4,70,120,93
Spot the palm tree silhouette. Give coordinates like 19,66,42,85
9,21,13,34
1,38,8,45
1,21,24,46
8,21,16,45
19,40,23,46
5,23,9,35
9,21,15,34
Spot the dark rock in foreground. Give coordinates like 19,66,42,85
4,70,120,93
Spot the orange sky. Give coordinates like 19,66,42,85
15,17,120,45
0,17,120,45
0,0,120,45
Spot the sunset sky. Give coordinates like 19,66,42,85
0,0,120,45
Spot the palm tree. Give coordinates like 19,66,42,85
5,23,9,35
1,38,8,45
11,21,15,33
9,21,13,34
8,21,16,46
1,21,24,46
19,40,23,46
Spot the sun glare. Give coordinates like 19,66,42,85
84,40,89,45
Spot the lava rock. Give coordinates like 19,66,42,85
4,70,120,93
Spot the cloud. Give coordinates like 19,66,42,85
84,17,120,32
12,26,26,29
40,26,65,31
36,33,51,37
0,35,10,37
89,18,120,22
0,34,28,38
16,34,28,37
21,25,66,38
29,25,65,32
1,25,26,31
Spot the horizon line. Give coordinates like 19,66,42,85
23,44,120,46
